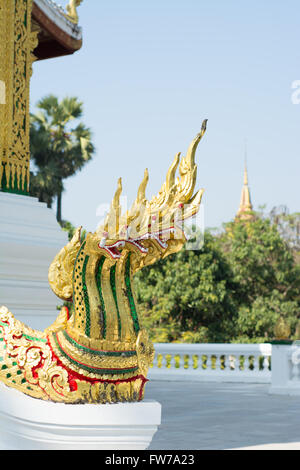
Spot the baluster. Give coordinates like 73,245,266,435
176,353,182,370
156,353,162,369
253,354,260,372
169,353,176,370
181,353,186,370
229,355,235,370
183,354,190,370
215,354,221,371
200,354,205,370
206,354,212,371
161,354,168,369
165,353,171,369
262,355,270,371
174,353,181,370
244,355,251,371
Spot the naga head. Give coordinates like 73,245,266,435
49,121,207,307
88,119,207,270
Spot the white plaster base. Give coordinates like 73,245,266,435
0,384,161,450
0,193,68,331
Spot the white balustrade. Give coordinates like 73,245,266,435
149,343,272,383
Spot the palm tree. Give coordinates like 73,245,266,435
30,95,95,223
29,162,62,209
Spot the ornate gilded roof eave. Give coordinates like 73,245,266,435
32,0,83,61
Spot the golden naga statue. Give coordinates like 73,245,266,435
0,121,207,404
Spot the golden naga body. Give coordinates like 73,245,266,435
0,122,207,403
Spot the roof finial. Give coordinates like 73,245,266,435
244,140,249,186
66,0,83,24
236,140,254,221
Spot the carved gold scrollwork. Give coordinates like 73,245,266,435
0,0,36,193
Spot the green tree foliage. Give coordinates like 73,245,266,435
135,216,300,343
235,291,299,343
268,206,300,263
220,218,300,304
30,95,95,222
221,217,300,341
135,232,238,343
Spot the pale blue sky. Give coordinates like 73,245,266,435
30,0,300,232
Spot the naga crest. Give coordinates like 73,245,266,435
0,121,207,404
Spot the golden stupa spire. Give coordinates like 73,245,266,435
243,161,249,185
236,147,254,221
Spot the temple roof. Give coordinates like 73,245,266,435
32,0,83,60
